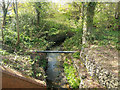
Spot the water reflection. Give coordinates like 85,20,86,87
46,47,69,88
46,47,61,87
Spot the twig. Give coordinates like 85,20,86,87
33,22,47,37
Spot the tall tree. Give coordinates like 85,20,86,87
115,1,120,30
82,2,96,45
87,2,96,34
34,2,41,25
81,2,84,30
13,0,20,47
1,0,10,47
82,2,87,45
115,1,120,19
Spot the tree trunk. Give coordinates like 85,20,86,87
35,2,41,26
37,10,40,25
86,2,96,35
115,1,120,30
81,3,84,31
115,1,120,19
2,14,6,48
15,0,20,46
1,0,10,49
81,3,87,45
2,13,6,26
82,2,96,45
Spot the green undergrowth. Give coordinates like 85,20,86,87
63,26,119,51
3,27,49,53
0,49,10,56
33,55,47,70
91,29,119,50
1,49,47,81
72,51,80,59
44,18,75,39
31,55,47,79
2,54,33,76
63,29,82,51
63,57,80,88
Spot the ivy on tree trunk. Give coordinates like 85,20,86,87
82,2,96,45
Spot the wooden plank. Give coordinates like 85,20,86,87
31,51,77,53
1,66,46,88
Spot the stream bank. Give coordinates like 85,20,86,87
61,53,103,88
30,53,47,82
80,45,119,88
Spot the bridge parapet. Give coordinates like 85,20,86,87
1,66,47,88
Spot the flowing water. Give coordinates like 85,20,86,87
46,47,69,88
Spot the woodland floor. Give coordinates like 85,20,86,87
84,45,119,77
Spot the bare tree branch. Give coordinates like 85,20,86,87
12,2,16,14
33,22,47,37
0,3,3,7
2,0,5,11
6,0,10,10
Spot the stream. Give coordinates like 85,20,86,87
46,47,69,88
